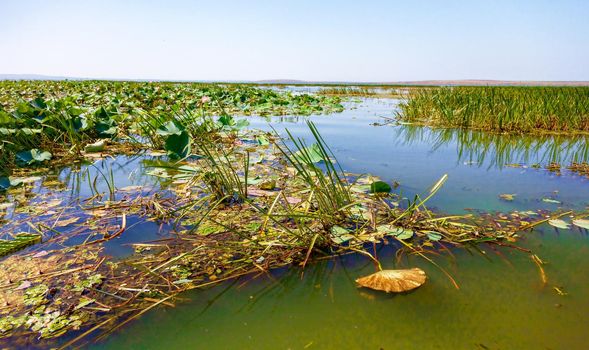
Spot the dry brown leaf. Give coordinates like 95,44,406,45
355,268,427,293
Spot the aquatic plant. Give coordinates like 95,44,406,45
0,81,584,347
194,135,250,202
0,81,344,175
318,86,407,98
397,86,589,133
276,120,353,223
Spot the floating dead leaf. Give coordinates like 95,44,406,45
32,250,49,258
355,268,427,293
118,185,143,192
84,140,106,153
259,179,276,190
0,202,14,210
548,219,570,229
572,219,589,230
147,150,167,157
285,196,302,205
15,280,32,290
499,193,516,201
54,217,80,227
83,152,107,159
45,199,63,209
247,188,276,197
14,176,42,184
87,209,108,217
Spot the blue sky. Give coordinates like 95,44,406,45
1,0,588,81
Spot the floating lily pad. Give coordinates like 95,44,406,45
370,181,392,193
255,134,270,145
0,177,10,191
330,226,354,244
15,149,52,167
377,224,414,240
425,231,443,241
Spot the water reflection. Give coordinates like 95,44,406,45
393,125,589,169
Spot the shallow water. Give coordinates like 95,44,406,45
84,98,589,349
250,98,589,213
91,228,589,350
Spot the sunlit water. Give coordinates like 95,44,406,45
86,98,589,349
3,97,589,349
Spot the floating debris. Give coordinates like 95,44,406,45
548,219,570,229
499,193,516,201
355,268,427,293
572,219,589,230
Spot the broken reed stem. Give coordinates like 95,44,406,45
531,254,548,286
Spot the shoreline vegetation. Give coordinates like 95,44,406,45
395,86,589,134
0,81,588,346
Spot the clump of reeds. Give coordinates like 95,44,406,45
319,87,378,97
275,120,353,223
397,86,589,133
318,86,407,98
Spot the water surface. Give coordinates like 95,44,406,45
87,98,589,349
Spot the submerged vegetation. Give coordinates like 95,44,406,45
397,86,589,133
0,81,587,347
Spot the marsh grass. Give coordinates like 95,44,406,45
276,120,353,223
319,86,407,98
398,86,589,133
195,136,250,202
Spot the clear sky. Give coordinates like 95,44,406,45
1,0,588,82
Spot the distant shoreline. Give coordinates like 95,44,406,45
1,74,589,87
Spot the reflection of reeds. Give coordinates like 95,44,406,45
398,86,589,133
394,125,589,168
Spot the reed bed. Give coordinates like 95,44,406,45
318,86,407,98
397,86,589,133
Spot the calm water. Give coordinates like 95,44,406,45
5,97,587,349
85,98,589,349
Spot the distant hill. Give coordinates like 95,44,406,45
2,74,589,86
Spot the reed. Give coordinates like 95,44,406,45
397,86,589,133
275,120,353,223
